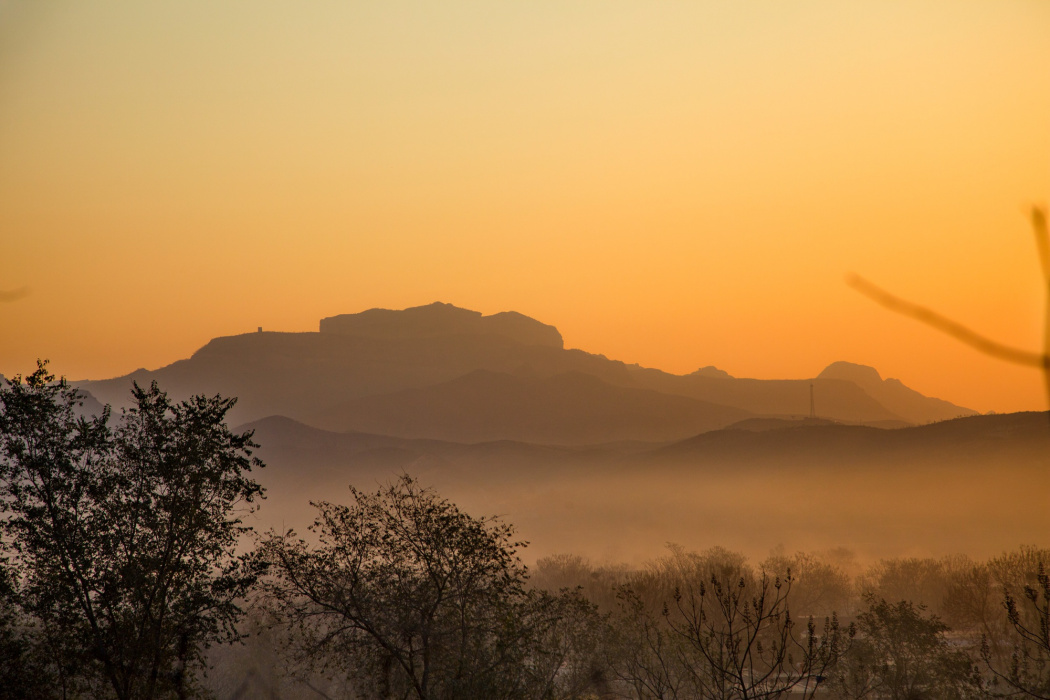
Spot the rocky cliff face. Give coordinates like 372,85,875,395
320,302,564,349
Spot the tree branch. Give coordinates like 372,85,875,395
849,206,1050,410
847,275,1045,369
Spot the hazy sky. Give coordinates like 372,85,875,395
1,1,1048,413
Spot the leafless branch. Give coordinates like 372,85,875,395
0,286,29,302
849,206,1050,410
847,275,1044,369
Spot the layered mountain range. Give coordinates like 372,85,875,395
78,302,975,445
236,408,1049,564
44,303,1050,561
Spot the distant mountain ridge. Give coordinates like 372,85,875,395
237,410,1049,562
74,302,977,444
817,361,967,425
653,410,1049,467
321,302,563,348
242,410,1048,480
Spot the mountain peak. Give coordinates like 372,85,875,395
691,366,733,379
817,361,883,391
817,360,975,423
319,303,564,349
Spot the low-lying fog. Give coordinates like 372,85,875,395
242,412,1050,567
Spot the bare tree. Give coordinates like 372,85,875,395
665,569,848,700
982,562,1050,698
611,547,851,700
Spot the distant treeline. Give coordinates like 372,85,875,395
2,366,1048,700
210,537,1050,700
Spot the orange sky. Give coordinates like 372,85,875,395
1,1,1048,414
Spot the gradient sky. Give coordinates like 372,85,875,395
1,0,1048,413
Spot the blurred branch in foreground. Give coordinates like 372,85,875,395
848,206,1050,408
0,287,29,302
847,276,1044,368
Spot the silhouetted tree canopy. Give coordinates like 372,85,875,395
259,475,604,700
0,361,265,700
830,596,980,700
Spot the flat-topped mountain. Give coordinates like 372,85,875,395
75,303,977,443
321,302,563,348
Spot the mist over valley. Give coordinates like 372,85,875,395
71,302,1044,565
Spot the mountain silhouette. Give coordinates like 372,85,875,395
321,302,563,348
621,364,953,424
817,361,966,425
76,303,976,440
652,410,1049,467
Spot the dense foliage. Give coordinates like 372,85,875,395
0,362,264,699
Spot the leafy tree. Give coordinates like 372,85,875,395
761,550,853,619
0,361,265,699
940,556,995,635
260,475,603,700
0,555,63,700
830,596,980,700
858,559,951,617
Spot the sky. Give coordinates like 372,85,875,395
1,0,1048,414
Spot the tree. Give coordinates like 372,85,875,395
0,361,265,699
760,550,853,619
857,558,953,620
981,560,1050,698
612,546,851,700
259,475,603,700
830,596,980,700
0,554,62,700
666,571,848,699
611,581,703,700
